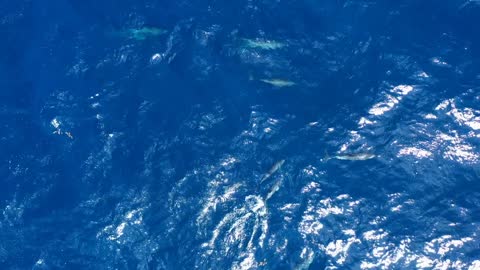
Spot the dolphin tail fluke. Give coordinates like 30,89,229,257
259,174,269,185
321,150,331,162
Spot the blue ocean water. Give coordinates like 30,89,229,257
2,0,480,269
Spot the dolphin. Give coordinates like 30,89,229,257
127,27,167,40
242,38,285,50
260,79,296,87
265,178,283,201
260,159,285,184
110,27,167,41
323,153,376,162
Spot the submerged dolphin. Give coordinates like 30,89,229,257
323,153,376,162
110,27,167,41
242,38,285,50
260,159,285,184
127,27,167,40
265,178,283,201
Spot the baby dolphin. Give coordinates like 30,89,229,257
260,159,285,184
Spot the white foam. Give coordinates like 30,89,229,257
469,260,480,270
443,144,478,163
368,85,414,116
358,117,375,127
398,147,433,158
51,118,61,129
324,236,360,265
363,229,388,241
151,53,161,62
431,57,450,67
435,99,452,111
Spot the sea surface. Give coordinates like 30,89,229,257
2,0,480,269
